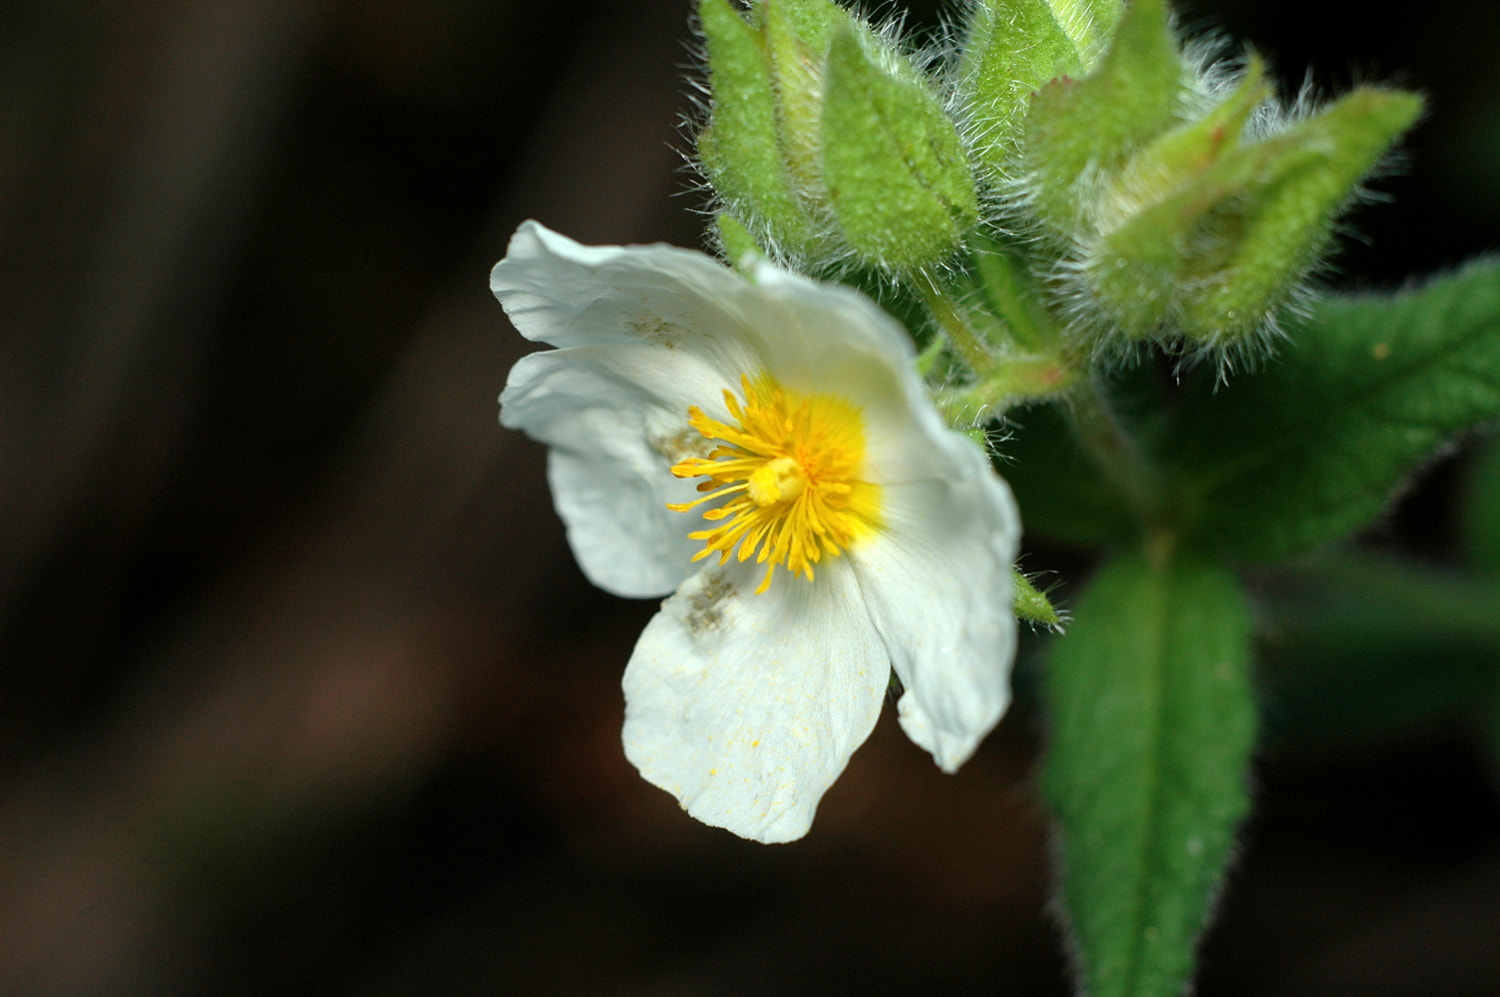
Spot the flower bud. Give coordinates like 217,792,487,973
821,23,979,270
1098,84,1422,342
762,0,845,194
698,0,818,254
1021,0,1186,240
697,0,978,273
957,0,1122,170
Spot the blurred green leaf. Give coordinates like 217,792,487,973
1255,551,1500,750
999,399,1136,547
1463,431,1500,574
1046,547,1254,997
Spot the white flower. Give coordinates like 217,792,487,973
493,221,1021,843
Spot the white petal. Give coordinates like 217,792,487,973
493,222,928,414
749,261,915,353
735,262,920,401
492,221,762,378
491,223,948,601
501,345,737,597
850,432,1021,772
735,267,1022,770
622,559,888,843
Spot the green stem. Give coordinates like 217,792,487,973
1064,372,1165,526
939,352,1079,420
919,272,1083,421
915,332,948,378
919,279,994,376
971,240,1052,352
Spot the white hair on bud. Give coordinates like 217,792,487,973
681,0,984,292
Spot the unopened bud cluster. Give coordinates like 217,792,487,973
695,0,1420,361
1015,0,1420,344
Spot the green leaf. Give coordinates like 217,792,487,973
999,399,1136,547
1046,547,1254,997
821,24,978,269
1162,258,1500,561
1462,431,1500,574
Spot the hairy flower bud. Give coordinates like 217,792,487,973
821,23,979,270
697,0,978,273
957,0,1123,172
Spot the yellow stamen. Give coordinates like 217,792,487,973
668,373,880,593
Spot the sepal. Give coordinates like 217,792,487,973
696,0,979,274
822,24,979,270
1013,567,1064,628
698,0,815,253
715,212,765,272
1090,83,1421,342
958,0,1123,169
1021,0,1186,238
763,0,849,193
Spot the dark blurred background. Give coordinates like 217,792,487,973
2,1,1498,993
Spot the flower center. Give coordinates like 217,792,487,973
667,372,880,594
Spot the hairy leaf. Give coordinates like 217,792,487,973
1165,259,1500,561
1046,548,1254,997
